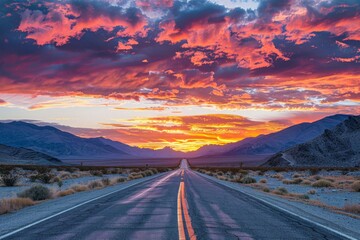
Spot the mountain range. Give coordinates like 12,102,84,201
216,114,350,157
0,114,355,166
264,115,360,167
0,143,61,165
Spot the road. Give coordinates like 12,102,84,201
3,160,352,240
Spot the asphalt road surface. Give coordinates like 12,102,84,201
3,160,352,240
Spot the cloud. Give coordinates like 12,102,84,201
114,106,166,111
0,99,7,105
0,0,359,118
101,114,289,151
17,1,148,46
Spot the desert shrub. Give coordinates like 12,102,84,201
90,170,103,177
231,175,242,183
56,189,75,197
273,187,288,195
271,173,284,180
18,185,51,201
37,173,53,184
0,173,19,186
308,189,316,195
262,187,270,192
302,180,312,185
343,204,360,214
101,178,111,186
298,194,310,200
71,184,88,192
52,176,61,183
0,198,35,215
59,172,71,179
259,179,267,184
240,176,257,184
145,169,157,176
128,173,143,180
150,168,158,174
312,180,332,188
282,178,302,185
351,181,360,192
217,171,224,176
29,175,38,182
88,180,103,189
117,177,127,183
292,173,302,178
258,171,265,176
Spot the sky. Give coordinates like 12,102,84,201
0,0,359,151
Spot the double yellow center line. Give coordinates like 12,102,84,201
177,170,196,240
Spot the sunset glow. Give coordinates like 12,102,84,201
1,0,360,151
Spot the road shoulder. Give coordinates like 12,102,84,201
196,171,360,240
0,172,168,237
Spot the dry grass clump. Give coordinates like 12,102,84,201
217,175,228,181
0,198,35,215
292,173,302,178
343,204,360,214
18,185,52,201
282,178,303,185
240,176,257,184
259,179,267,183
128,173,143,180
216,171,224,176
271,173,284,180
56,189,75,197
312,179,333,188
302,180,312,185
273,187,288,195
87,180,104,189
71,184,89,192
351,181,360,192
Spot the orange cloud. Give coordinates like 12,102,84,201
114,106,166,111
17,2,148,46
102,114,289,151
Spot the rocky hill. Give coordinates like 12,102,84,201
219,114,350,156
264,116,360,167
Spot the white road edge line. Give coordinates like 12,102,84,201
0,172,170,240
197,172,358,240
